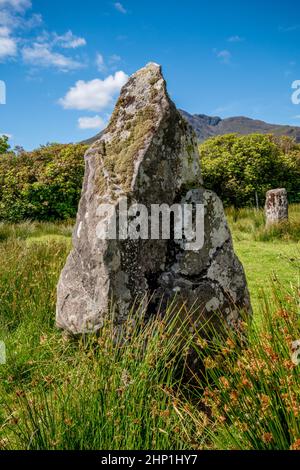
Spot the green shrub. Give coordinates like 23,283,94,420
200,134,300,207
0,135,10,155
1,133,300,221
0,143,87,222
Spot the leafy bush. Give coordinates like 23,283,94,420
200,134,300,207
1,133,300,221
0,135,10,154
0,143,87,222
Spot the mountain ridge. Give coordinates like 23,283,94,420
179,110,300,143
82,110,300,145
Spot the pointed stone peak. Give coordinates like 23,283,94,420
87,63,202,200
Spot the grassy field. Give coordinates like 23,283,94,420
0,207,300,450
227,205,300,318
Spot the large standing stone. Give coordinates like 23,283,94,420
265,188,288,226
56,63,251,334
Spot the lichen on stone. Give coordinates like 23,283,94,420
95,105,158,196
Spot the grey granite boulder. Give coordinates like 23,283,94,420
56,63,251,334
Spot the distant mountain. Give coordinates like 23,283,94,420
82,110,300,145
179,110,300,143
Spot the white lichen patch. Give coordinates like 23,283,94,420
205,297,220,312
207,260,237,303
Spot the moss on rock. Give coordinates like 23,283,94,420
95,105,158,195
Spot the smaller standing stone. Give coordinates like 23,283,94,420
265,188,288,225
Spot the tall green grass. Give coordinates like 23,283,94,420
226,204,300,242
0,220,73,243
0,215,300,450
2,314,207,450
0,230,207,450
192,276,300,450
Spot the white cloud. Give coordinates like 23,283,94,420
22,43,84,71
34,30,86,49
53,30,86,49
0,0,40,61
96,52,106,72
279,24,300,32
0,24,17,58
59,71,128,111
96,53,122,73
0,0,31,12
20,29,87,70
22,13,42,29
0,11,12,27
114,2,127,14
215,49,232,64
227,35,244,42
109,54,121,64
0,1,85,69
0,35,17,58
0,5,36,29
0,26,10,36
78,115,106,130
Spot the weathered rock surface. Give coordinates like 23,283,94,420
265,188,289,226
153,189,252,329
56,63,251,334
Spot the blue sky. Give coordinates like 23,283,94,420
1,0,300,150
